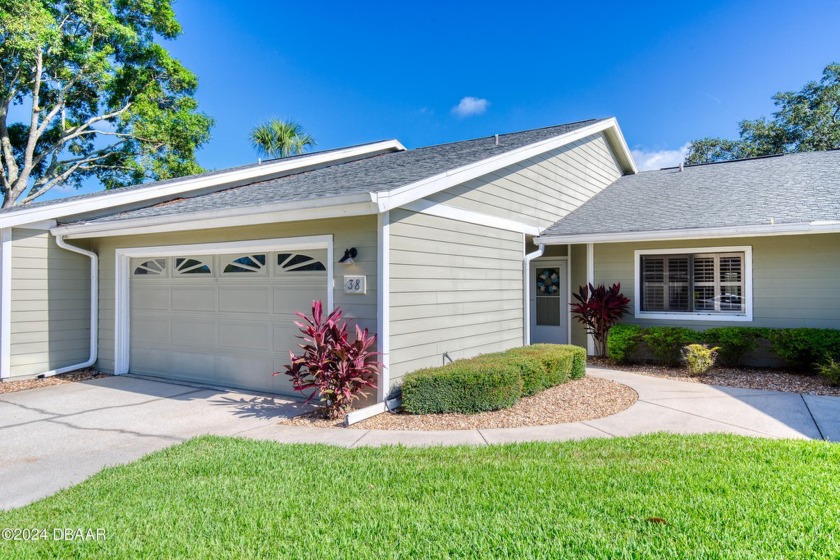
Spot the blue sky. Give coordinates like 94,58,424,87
40,0,840,199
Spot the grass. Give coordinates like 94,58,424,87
1,434,838,559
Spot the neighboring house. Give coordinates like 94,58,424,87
1,117,836,405
535,150,840,355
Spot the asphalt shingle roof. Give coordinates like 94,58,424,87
62,119,603,225
540,150,840,238
0,142,390,218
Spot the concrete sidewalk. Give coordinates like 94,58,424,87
1,368,837,509
243,366,840,447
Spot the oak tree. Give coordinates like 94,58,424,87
0,0,213,207
686,63,840,165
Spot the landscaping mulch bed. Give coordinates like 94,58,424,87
0,369,109,395
589,357,840,396
280,376,638,430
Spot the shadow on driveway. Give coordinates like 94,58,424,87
714,386,840,442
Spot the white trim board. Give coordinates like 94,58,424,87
0,141,404,230
633,246,754,323
376,211,390,402
0,229,11,378
113,235,334,375
535,221,840,245
586,243,594,355
401,199,542,235
374,118,636,212
53,196,377,239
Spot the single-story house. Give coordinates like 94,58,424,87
0,117,837,406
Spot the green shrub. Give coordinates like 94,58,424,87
401,345,584,414
402,360,522,414
474,351,547,396
816,357,840,386
702,327,766,366
644,327,700,366
569,345,587,379
768,328,840,370
607,324,645,363
510,344,582,383
681,344,719,375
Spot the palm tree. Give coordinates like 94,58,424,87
250,119,316,159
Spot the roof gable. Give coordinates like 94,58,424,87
52,118,637,237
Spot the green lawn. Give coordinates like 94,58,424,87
1,434,838,559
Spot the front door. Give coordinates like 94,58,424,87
530,260,568,344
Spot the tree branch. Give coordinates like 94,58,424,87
20,149,120,204
8,47,46,204
29,101,134,173
0,105,18,190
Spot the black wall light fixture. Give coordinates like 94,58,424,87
339,248,357,264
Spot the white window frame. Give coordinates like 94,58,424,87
633,246,753,322
114,235,333,375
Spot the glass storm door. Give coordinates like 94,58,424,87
530,260,568,344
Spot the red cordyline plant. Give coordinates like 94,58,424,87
277,300,379,419
570,283,631,357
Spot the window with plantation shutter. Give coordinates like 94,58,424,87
639,251,747,316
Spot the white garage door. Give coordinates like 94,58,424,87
129,250,328,395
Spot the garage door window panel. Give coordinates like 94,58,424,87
224,254,267,274
277,253,326,272
175,257,212,275
134,259,166,276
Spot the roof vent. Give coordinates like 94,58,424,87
494,134,499,146
679,162,684,172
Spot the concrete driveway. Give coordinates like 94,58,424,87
0,375,310,510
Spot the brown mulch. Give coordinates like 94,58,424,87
279,376,638,431
0,369,110,394
589,357,840,396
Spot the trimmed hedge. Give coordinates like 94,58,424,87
644,327,700,366
402,361,522,415
402,345,585,414
606,324,644,363
704,327,768,366
607,325,840,371
768,328,840,370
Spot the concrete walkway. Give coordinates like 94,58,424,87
243,366,839,447
1,368,837,509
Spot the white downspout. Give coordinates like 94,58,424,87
523,243,545,345
40,236,98,377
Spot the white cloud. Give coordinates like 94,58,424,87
631,143,691,171
451,96,490,118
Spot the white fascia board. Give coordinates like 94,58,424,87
52,193,378,239
1,140,404,230
374,118,635,212
602,120,638,174
401,199,542,235
534,221,840,245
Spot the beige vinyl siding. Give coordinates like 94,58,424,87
90,216,378,374
388,209,524,384
423,133,623,229
593,234,840,331
8,229,91,378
